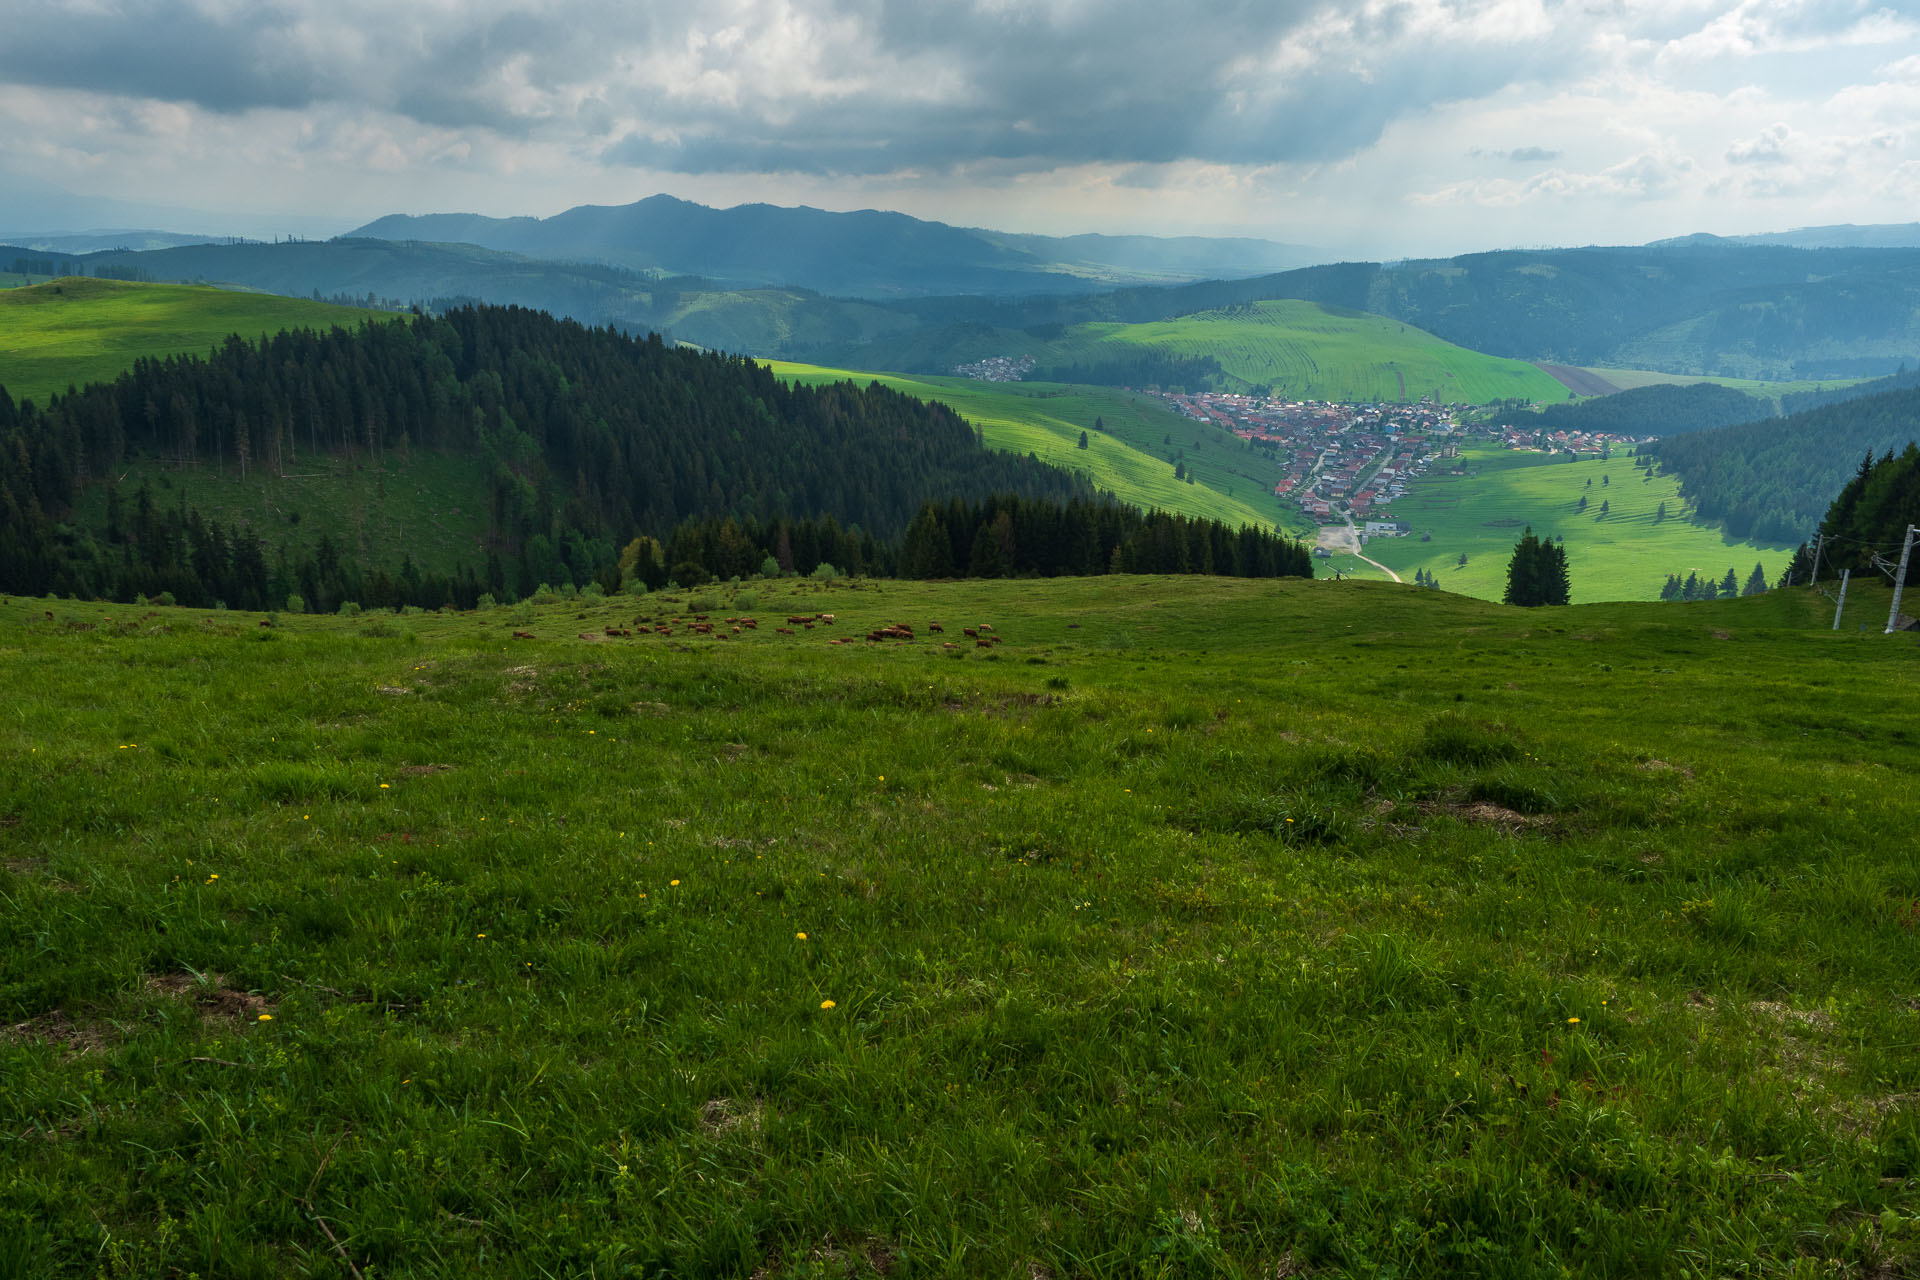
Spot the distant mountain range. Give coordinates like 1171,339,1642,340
13,202,1920,382
346,194,1320,297
1654,224,1920,250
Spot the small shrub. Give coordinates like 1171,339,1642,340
671,561,710,588
150,591,177,608
285,594,306,614
759,556,781,579
337,601,362,617
560,582,580,600
531,584,560,605
687,594,719,613
734,591,759,610
582,582,605,599
810,563,839,581
511,602,536,624
359,619,400,639
624,580,649,597
475,593,497,610
401,605,424,616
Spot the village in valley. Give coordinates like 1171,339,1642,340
1148,388,1654,539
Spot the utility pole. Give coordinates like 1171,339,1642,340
1885,524,1917,634
1809,533,1825,586
1833,569,1850,630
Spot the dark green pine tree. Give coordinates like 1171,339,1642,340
1743,562,1768,596
900,504,954,579
1503,526,1570,607
1720,567,1739,596
1077,430,1089,449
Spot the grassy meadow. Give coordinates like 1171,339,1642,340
766,362,1297,534
1579,368,1864,404
0,278,386,407
3,577,1919,1277
958,301,1571,406
1353,444,1797,601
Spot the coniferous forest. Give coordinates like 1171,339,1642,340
0,305,1308,608
1651,385,1920,543
1777,443,1920,589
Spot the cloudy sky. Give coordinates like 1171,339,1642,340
3,0,1918,256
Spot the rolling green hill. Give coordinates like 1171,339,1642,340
841,300,1574,404
765,362,1298,533
1037,301,1575,403
0,277,386,406
1341,444,1795,601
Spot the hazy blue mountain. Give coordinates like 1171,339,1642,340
349,194,1318,297
1653,224,1920,250
0,171,350,242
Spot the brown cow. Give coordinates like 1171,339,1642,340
963,628,978,638
777,626,795,635
928,622,943,633
976,638,993,648
513,630,535,639
977,623,993,633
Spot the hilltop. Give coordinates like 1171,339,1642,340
0,277,385,406
348,193,1319,296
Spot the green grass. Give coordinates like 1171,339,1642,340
1357,444,1797,600
767,361,1300,533
2,578,1917,1277
1581,367,1864,404
0,277,387,407
1031,301,1572,404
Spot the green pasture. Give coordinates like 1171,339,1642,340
765,361,1296,533
1357,445,1797,601
3,577,1918,1277
1044,301,1573,404
1581,367,1864,404
0,277,386,407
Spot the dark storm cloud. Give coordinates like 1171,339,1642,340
0,1,327,112
0,0,1642,175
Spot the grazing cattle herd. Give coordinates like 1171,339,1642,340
508,608,1008,651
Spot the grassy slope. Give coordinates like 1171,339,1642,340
1027,300,1573,404
767,361,1299,533
0,277,385,407
1581,366,1863,404
1354,444,1796,601
2,579,1917,1277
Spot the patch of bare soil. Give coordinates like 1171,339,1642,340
1638,759,1694,778
1421,800,1551,830
3,1009,111,1055
146,973,274,1021
397,763,455,777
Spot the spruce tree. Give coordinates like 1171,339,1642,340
1743,562,1768,596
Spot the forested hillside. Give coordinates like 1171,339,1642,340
0,305,1086,605
1781,444,1920,587
1490,382,1771,437
1652,386,1920,542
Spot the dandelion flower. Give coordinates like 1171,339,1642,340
380,783,390,789
477,933,487,939
1567,1016,1580,1024
820,999,836,1010
257,1013,272,1022
670,879,680,886
796,932,808,941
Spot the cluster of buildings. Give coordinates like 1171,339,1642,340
1151,391,1457,528
950,354,1034,382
